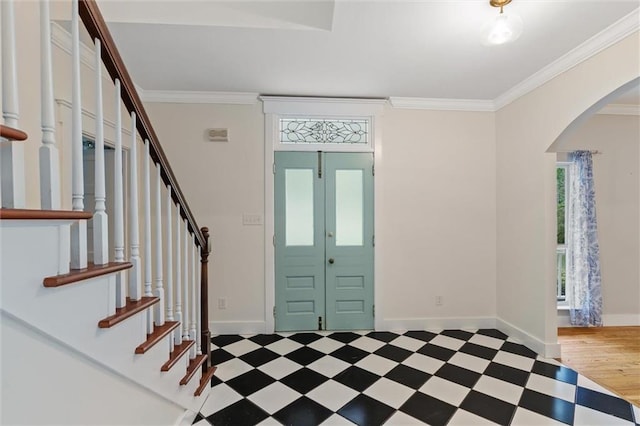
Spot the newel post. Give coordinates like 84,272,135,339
200,227,212,371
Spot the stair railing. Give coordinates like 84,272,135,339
78,0,213,372
1,0,214,379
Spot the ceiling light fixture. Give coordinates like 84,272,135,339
481,0,523,46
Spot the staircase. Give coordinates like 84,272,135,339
1,0,216,423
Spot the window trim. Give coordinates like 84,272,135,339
557,162,570,307
262,96,384,153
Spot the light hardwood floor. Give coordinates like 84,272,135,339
557,326,640,406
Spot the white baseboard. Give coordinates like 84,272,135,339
209,321,267,335
557,310,572,327
175,410,198,426
210,317,496,335
558,311,640,327
603,314,640,326
496,317,561,358
376,317,496,333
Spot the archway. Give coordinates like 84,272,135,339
548,77,639,153
495,36,639,358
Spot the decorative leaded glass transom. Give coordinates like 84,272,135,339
280,118,369,144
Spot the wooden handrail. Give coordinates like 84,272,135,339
0,124,28,141
0,208,92,220
77,0,204,248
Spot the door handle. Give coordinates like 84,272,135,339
328,258,335,264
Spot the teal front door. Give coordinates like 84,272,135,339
275,152,374,331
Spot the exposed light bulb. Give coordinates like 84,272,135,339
488,15,512,44
481,8,523,46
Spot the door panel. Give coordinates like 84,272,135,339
325,153,374,330
275,152,325,331
275,151,374,331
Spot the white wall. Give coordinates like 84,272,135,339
1,313,185,426
496,32,640,356
145,102,266,329
146,102,497,333
557,113,640,326
376,107,497,328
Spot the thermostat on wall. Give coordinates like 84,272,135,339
207,128,229,142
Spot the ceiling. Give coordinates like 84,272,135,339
97,0,639,103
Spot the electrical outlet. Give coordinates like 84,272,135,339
243,214,263,226
218,297,227,310
435,296,443,306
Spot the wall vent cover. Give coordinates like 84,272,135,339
207,128,229,142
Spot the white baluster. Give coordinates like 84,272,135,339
193,238,201,356
128,111,142,302
143,140,153,334
174,206,183,346
154,165,165,327
39,0,60,210
183,221,190,346
70,0,87,269
92,39,108,266
114,82,126,308
1,0,19,129
1,0,26,208
166,186,174,324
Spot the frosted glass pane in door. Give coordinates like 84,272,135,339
336,170,363,246
285,169,314,246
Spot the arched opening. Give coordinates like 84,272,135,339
544,78,639,402
548,77,639,153
545,77,639,323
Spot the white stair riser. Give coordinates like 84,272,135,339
1,221,206,410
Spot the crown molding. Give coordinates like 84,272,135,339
494,9,640,110
141,90,259,105
260,96,387,115
596,104,640,116
50,22,95,70
389,97,495,112
133,83,146,101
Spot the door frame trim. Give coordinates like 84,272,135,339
262,96,385,333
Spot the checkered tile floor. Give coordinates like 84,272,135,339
192,329,639,425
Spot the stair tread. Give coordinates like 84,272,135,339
194,366,218,397
98,297,158,328
161,339,195,371
44,262,132,287
0,124,28,141
135,321,180,354
180,354,208,386
0,208,92,221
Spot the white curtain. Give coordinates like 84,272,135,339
566,151,602,326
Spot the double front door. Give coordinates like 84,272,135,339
275,152,374,331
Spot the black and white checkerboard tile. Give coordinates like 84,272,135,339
192,329,639,425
